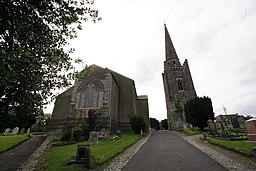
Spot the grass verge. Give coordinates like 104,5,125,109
44,133,142,171
207,137,256,156
0,134,30,153
182,128,201,135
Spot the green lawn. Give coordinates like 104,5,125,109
182,128,201,135
44,133,141,171
0,134,30,153
207,137,256,156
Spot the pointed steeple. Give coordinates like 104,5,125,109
165,24,178,60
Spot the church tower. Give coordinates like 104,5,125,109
162,24,197,130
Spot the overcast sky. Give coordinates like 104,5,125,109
45,0,256,120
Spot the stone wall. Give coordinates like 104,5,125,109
48,64,149,135
137,96,149,131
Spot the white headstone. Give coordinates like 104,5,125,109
183,123,187,129
27,128,31,135
4,128,11,135
12,127,19,135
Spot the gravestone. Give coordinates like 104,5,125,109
20,128,26,134
183,123,187,129
116,129,122,138
99,128,106,139
227,122,233,129
3,128,11,135
12,127,19,135
245,118,256,141
27,128,31,136
98,128,109,140
89,131,99,146
104,130,110,140
69,127,74,142
231,117,240,128
207,119,217,134
76,144,92,169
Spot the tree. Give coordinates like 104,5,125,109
150,118,160,130
161,119,168,130
130,115,147,134
0,0,100,130
185,96,214,131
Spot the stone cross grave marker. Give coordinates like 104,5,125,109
3,128,11,135
89,131,99,146
12,127,19,135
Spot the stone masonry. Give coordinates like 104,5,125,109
162,24,197,130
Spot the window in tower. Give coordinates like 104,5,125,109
177,80,183,90
173,61,176,64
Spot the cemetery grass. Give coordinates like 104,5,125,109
44,133,141,171
182,128,201,135
0,134,29,153
207,137,256,156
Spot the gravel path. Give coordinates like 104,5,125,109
19,136,53,171
0,135,46,171
174,132,256,171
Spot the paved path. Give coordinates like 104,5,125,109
0,135,46,171
122,130,228,171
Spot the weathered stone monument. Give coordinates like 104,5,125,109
47,64,149,135
207,119,217,136
98,128,109,140
20,128,26,134
89,131,99,146
116,129,122,138
162,24,197,130
231,117,240,128
27,128,31,136
245,118,256,141
76,144,92,169
12,127,19,135
3,128,10,135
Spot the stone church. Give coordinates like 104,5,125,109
47,64,149,135
162,24,197,130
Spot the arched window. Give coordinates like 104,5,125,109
177,80,183,90
84,82,96,107
77,82,102,108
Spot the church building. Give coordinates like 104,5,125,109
47,64,149,135
162,24,197,130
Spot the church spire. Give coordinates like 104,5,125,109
165,24,178,60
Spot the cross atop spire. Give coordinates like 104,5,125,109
164,24,178,60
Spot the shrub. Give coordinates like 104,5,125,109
130,115,147,134
60,128,84,141
185,96,214,131
60,132,71,141
161,119,168,130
